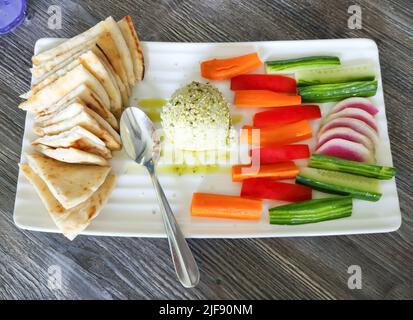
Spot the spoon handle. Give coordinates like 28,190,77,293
149,171,200,288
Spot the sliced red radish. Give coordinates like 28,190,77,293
316,127,375,151
318,117,379,144
323,108,377,131
315,138,375,163
330,97,379,116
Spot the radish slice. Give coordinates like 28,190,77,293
316,127,375,150
315,138,376,163
330,97,379,116
318,117,379,144
324,108,377,131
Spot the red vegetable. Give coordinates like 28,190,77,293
241,178,312,202
324,107,377,131
230,74,297,94
316,127,374,151
250,145,310,164
315,138,375,163
331,97,379,116
253,105,321,127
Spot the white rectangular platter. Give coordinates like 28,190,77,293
13,38,401,238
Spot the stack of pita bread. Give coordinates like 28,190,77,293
18,16,144,240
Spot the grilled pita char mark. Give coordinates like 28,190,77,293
32,17,134,89
19,64,111,114
103,16,135,86
33,102,121,151
92,46,130,107
26,153,111,210
96,31,129,91
32,126,112,159
20,163,116,240
79,51,122,115
118,16,145,81
35,145,109,167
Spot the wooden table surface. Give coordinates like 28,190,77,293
0,0,412,299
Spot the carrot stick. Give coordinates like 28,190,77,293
241,120,312,146
232,161,299,182
234,90,302,107
201,53,262,80
191,193,262,220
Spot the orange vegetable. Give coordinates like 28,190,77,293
234,90,301,107
200,53,262,80
241,120,312,146
191,193,262,220
232,161,299,182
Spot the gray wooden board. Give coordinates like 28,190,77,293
0,0,412,299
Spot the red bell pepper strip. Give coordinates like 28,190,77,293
250,145,310,164
241,178,312,202
230,74,297,94
253,105,321,127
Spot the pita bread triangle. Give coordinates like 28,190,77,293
91,46,130,107
31,37,98,78
79,50,122,115
117,16,145,81
30,59,82,96
27,50,122,116
35,98,88,127
26,152,110,209
32,125,112,159
35,84,117,130
35,145,109,167
19,64,110,114
33,101,121,150
30,41,95,84
32,17,134,87
35,95,118,132
19,164,116,240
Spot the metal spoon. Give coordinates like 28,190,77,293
120,107,200,288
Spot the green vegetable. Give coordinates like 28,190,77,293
309,154,396,179
298,80,378,103
296,167,382,201
297,64,376,86
265,56,340,73
269,196,352,225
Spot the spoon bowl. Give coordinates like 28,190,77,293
120,107,160,165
